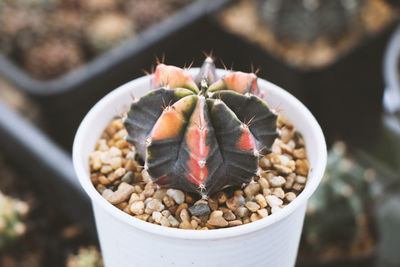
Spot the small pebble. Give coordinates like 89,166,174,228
166,189,185,204
160,216,171,227
100,165,113,174
254,194,267,208
228,220,243,227
265,195,283,208
162,195,175,208
110,157,122,170
114,168,126,178
244,183,261,197
121,171,134,184
226,196,241,211
250,213,262,222
189,203,211,217
153,189,167,200
130,201,144,215
168,215,179,227
106,182,135,205
235,206,249,218
135,214,150,221
207,211,228,227
295,175,307,184
245,201,260,212
293,148,306,159
285,192,296,202
223,210,236,221
269,176,286,187
208,198,218,211
152,211,162,224
180,209,190,223
257,208,269,218
217,192,228,204
272,188,285,199
161,210,171,217
258,177,270,189
145,199,164,214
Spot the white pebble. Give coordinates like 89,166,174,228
265,195,283,207
166,189,185,204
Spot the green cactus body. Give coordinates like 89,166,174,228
0,191,29,251
302,142,374,252
124,58,278,197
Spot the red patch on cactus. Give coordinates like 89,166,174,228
184,98,210,186
237,126,257,152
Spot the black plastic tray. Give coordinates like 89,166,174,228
0,100,95,237
0,0,233,148
214,20,399,148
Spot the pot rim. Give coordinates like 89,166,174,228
73,68,327,240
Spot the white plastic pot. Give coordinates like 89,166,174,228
73,69,327,267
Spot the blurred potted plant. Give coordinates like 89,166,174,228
298,142,377,267
218,0,399,148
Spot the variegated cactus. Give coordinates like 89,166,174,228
124,58,278,197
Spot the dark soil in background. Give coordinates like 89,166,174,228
0,152,98,267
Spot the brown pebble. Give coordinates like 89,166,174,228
207,211,228,227
293,183,305,191
272,188,285,199
257,208,269,218
185,194,195,204
285,173,296,189
135,214,150,221
254,194,267,208
179,221,191,229
258,177,270,189
250,213,262,222
153,189,167,200
226,196,240,211
244,183,261,197
228,220,243,227
217,192,227,204
285,192,296,202
162,195,175,208
106,182,135,205
175,203,189,218
245,201,260,212
208,198,218,211
223,210,236,221
293,148,306,159
295,159,309,176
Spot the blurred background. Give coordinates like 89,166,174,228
0,0,400,266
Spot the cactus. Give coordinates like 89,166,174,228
66,246,104,267
0,191,29,251
257,0,366,44
124,58,278,197
302,142,374,253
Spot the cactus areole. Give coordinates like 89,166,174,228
124,58,278,197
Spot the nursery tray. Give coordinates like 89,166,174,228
0,99,95,237
0,0,233,149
